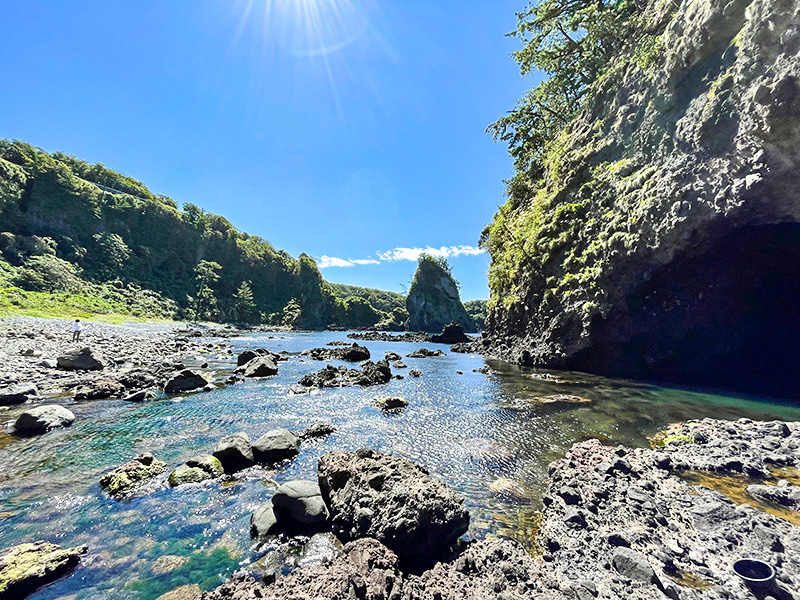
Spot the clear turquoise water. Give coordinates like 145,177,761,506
2,330,800,599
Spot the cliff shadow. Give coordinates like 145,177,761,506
570,223,800,399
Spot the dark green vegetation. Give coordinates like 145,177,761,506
0,140,461,328
406,255,474,332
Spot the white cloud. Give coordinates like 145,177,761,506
317,256,355,268
377,245,485,262
316,245,484,268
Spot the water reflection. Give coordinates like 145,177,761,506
1,331,800,599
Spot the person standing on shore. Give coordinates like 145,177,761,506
72,319,82,343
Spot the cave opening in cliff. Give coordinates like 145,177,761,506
572,223,800,399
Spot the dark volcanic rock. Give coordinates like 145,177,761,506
74,378,125,400
13,405,75,435
406,258,473,333
302,343,371,362
298,421,336,440
298,360,392,388
252,429,300,464
428,323,472,344
56,347,103,371
212,432,254,473
348,331,428,343
99,452,166,498
450,342,479,353
0,541,87,600
0,383,38,405
317,448,469,570
236,348,283,367
163,369,207,394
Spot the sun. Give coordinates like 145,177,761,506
236,0,372,57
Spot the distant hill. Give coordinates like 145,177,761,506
0,139,396,327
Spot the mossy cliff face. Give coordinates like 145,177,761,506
406,257,473,332
484,0,800,396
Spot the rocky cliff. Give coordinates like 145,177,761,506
406,256,473,332
483,0,800,397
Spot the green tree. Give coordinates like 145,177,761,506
190,260,222,322
488,0,643,180
232,280,257,324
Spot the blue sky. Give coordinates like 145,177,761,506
0,0,538,301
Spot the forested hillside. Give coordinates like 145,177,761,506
0,140,409,327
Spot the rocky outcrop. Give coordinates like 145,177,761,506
99,452,166,498
406,257,473,333
428,323,472,344
406,348,445,358
318,449,470,571
0,541,87,600
236,348,283,367
13,405,75,435
348,331,428,343
56,347,103,371
483,0,800,398
374,396,408,411
302,343,371,362
298,360,392,388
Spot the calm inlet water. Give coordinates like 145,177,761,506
3,330,800,600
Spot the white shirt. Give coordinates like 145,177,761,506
72,322,82,331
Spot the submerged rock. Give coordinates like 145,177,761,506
13,405,75,435
163,369,207,394
99,452,166,498
56,347,103,371
318,448,469,571
298,421,336,441
0,541,87,600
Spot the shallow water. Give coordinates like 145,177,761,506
2,330,800,600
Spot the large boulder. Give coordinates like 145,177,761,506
56,348,103,371
238,356,278,378
13,405,75,435
301,343,371,362
250,504,280,541
99,452,167,498
298,360,392,388
0,541,87,600
0,384,38,406
252,429,300,464
168,454,224,487
271,480,330,533
317,449,470,570
212,432,254,473
164,369,207,394
237,348,283,367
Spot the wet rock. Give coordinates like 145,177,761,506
236,348,283,367
374,396,408,411
123,389,156,402
533,394,593,407
154,583,201,600
384,351,402,361
0,541,87,600
298,421,336,440
213,432,254,473
393,360,407,369
272,480,330,533
348,331,428,343
0,383,38,406
409,369,422,377
302,343,371,362
238,356,278,378
163,369,207,394
406,348,446,358
428,323,472,344
747,483,800,509
250,504,280,541
252,429,300,464
151,554,189,575
56,347,103,371
74,378,125,400
450,342,478,353
13,405,75,435
99,452,167,498
169,454,224,487
318,448,469,570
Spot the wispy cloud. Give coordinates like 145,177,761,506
316,245,485,268
378,246,485,262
